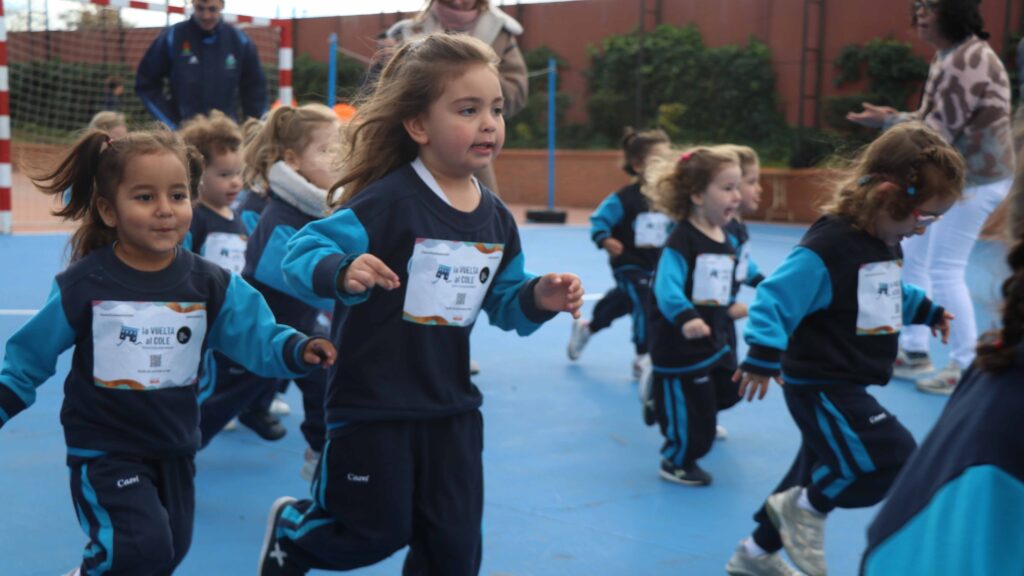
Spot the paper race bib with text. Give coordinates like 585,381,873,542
691,253,735,306
201,232,248,274
634,212,672,248
403,238,504,327
856,260,902,335
92,301,208,390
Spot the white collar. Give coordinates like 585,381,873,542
267,161,329,218
411,157,480,207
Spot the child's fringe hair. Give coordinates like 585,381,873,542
820,122,965,232
243,103,340,192
178,110,242,164
714,144,759,174
642,146,739,221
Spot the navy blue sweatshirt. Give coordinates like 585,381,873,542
238,190,268,235
649,219,737,373
741,215,943,385
862,344,1024,575
282,163,557,424
725,218,764,299
0,247,316,457
182,203,248,274
243,193,333,331
590,182,673,271
135,17,266,129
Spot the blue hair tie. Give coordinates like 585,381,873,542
906,186,917,196
857,175,872,186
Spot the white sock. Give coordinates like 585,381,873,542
743,536,768,557
796,487,825,515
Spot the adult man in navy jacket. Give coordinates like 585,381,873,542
136,0,267,129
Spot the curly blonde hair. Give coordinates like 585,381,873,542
643,147,739,221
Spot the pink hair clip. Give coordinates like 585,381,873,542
678,151,695,164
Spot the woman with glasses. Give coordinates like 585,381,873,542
848,0,1014,396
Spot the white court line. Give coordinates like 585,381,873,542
0,309,38,316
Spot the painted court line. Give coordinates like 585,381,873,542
0,309,38,316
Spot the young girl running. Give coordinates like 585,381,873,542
862,177,1024,575
0,129,335,575
258,34,583,575
640,147,742,486
727,123,962,576
567,127,672,377
242,103,344,478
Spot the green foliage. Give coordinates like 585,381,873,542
291,51,366,105
584,24,789,156
832,39,928,109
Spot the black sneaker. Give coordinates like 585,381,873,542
659,460,713,486
239,410,287,441
258,497,307,576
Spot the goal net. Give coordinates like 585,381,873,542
0,0,291,232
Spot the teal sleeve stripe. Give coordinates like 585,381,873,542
208,275,310,379
744,247,832,352
283,208,370,306
864,465,1024,575
654,247,694,324
182,231,194,252
482,252,550,336
590,194,625,245
0,280,76,417
742,356,780,370
901,281,928,326
254,225,336,311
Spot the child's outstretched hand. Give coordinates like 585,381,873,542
340,254,400,294
931,310,955,344
303,338,337,368
732,369,778,402
534,273,584,318
728,302,748,320
682,318,711,340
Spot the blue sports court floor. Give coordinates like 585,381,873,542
0,223,1010,575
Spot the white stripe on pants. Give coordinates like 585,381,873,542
900,177,1011,367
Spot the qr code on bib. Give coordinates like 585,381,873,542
150,355,162,368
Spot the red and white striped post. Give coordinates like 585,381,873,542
274,17,293,108
0,0,11,235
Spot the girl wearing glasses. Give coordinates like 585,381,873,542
726,123,962,576
847,0,1014,395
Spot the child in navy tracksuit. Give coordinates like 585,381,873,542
861,178,1024,576
719,144,766,439
0,129,335,575
241,103,344,479
178,110,287,446
567,127,672,377
640,147,744,487
727,123,963,576
235,117,269,232
256,34,584,576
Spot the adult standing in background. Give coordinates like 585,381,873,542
848,0,1015,395
136,0,267,130
382,0,528,194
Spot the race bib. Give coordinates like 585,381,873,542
92,301,208,391
201,232,248,274
634,212,672,248
691,253,735,306
735,243,750,283
856,261,903,335
403,238,504,327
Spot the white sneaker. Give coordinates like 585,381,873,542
716,424,728,440
915,361,961,396
299,448,321,482
223,417,239,431
726,540,805,576
892,348,934,380
567,319,591,361
270,396,291,416
765,487,826,576
632,354,651,380
62,569,81,576
639,363,656,426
